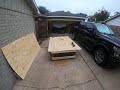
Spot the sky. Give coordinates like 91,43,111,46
35,0,120,16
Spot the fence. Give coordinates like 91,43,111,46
109,25,120,37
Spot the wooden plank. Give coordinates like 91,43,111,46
52,55,76,60
2,33,40,79
48,36,81,53
51,51,77,60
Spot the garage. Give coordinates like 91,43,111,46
48,16,88,36
35,15,88,41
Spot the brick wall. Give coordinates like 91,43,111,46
109,25,120,37
0,0,36,90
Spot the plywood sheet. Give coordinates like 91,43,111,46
2,33,40,79
48,36,81,53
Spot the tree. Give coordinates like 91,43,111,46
89,9,110,22
114,12,120,16
38,6,49,15
48,11,87,17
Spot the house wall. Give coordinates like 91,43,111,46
106,16,120,26
0,0,36,90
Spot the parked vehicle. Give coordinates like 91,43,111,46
73,21,120,66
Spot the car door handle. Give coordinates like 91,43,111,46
95,36,100,39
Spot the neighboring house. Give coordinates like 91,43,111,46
105,14,120,37
105,14,120,26
0,0,39,90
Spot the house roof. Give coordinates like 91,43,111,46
105,14,120,22
26,0,40,14
47,16,88,21
35,15,88,21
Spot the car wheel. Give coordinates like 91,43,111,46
94,47,107,66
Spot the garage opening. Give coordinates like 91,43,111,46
47,16,87,37
48,21,76,36
35,15,87,42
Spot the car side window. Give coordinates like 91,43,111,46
80,22,87,30
86,23,94,31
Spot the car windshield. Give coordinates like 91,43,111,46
95,23,114,35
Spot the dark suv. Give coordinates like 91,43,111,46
73,22,120,66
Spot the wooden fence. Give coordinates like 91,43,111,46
109,25,120,37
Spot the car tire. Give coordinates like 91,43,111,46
94,47,108,66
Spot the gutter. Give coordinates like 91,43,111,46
104,14,120,22
26,0,40,15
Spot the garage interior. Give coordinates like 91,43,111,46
48,21,75,34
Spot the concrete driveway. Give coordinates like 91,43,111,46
13,38,120,90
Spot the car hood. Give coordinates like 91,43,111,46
101,34,120,47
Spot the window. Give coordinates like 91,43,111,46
95,23,114,34
86,23,94,29
80,22,87,29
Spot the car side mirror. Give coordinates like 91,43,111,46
88,28,94,32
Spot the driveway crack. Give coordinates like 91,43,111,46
77,50,104,90
15,79,96,90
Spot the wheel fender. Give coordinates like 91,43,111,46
94,43,109,54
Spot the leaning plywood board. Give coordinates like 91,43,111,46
2,33,40,79
48,36,81,60
48,36,81,54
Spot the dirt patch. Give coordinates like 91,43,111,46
65,72,81,79
53,60,68,67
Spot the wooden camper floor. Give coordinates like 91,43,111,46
13,38,120,90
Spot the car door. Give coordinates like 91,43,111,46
77,22,88,45
83,23,96,49
73,23,80,40
73,22,84,42
76,22,87,43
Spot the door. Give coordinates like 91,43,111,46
74,22,84,42
75,22,88,44
83,23,96,49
